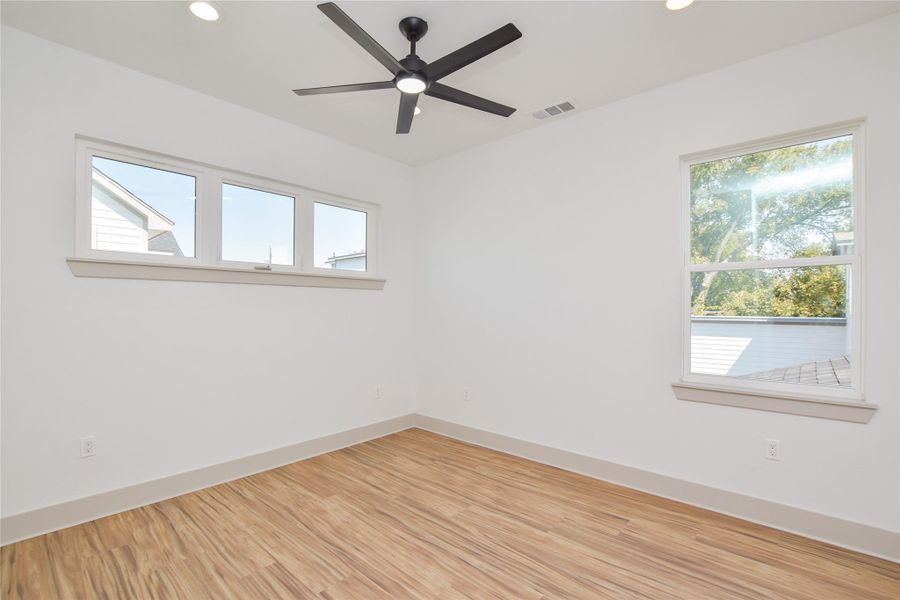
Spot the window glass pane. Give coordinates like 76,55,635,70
222,184,294,265
690,265,851,387
314,202,367,271
91,156,196,257
690,135,853,264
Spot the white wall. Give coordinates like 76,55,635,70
415,15,900,533
0,26,417,517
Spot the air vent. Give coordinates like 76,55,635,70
532,101,576,120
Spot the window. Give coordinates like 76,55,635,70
314,202,367,272
91,156,196,258
73,138,380,287
681,123,863,403
222,183,294,266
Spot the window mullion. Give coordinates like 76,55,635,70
297,193,313,272
688,255,855,272
198,169,223,266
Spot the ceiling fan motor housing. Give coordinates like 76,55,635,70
398,53,428,91
400,54,427,72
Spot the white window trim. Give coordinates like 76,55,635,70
71,136,383,289
76,142,208,267
672,120,875,423
65,257,385,289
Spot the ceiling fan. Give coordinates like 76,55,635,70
293,2,522,134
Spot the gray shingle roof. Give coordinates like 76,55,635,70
148,231,184,257
739,355,851,387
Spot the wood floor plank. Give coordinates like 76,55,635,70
1,428,898,599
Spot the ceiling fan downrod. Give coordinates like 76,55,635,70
399,16,428,56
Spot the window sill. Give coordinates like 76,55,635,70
671,381,875,423
66,257,385,290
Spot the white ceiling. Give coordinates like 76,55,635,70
2,1,896,165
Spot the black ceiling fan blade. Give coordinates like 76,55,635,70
424,23,522,82
396,92,419,134
293,81,395,96
425,82,515,117
318,2,406,76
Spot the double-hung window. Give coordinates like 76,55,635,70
72,138,381,288
676,122,871,421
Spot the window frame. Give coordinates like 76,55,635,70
218,175,300,271
76,141,207,266
309,198,374,276
74,137,381,283
678,120,866,404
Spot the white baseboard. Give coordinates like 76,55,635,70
0,414,416,546
4,412,897,564
413,415,900,563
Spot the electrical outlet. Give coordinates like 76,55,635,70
463,387,471,402
765,438,781,461
80,436,96,458
374,386,381,400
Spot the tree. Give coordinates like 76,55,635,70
712,262,846,318
690,137,852,318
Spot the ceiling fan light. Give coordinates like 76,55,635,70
396,75,427,94
189,1,221,21
665,0,694,10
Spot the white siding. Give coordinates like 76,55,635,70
91,184,148,253
691,319,849,376
329,255,366,271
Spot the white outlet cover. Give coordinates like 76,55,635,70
80,435,96,458
765,438,781,461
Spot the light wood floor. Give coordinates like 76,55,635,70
2,428,899,599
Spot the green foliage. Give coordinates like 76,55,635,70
690,136,852,318
705,263,847,318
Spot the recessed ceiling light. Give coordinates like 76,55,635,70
414,106,421,116
189,1,220,21
666,0,694,9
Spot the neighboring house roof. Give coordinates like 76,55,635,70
92,167,174,232
148,230,185,257
324,250,366,265
740,355,851,387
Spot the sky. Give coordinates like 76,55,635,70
92,157,366,269
313,202,366,269
222,183,293,265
